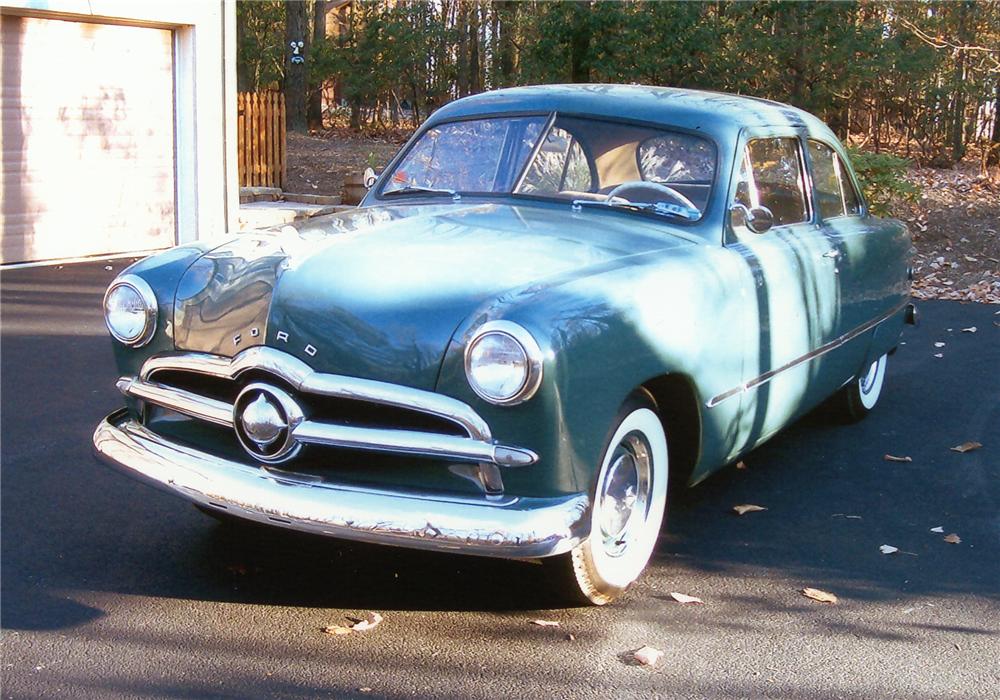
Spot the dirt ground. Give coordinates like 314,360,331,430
285,130,1000,304
284,130,403,197
898,165,1000,304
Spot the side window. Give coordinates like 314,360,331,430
807,140,862,219
734,138,808,227
518,127,592,194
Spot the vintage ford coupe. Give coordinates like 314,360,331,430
94,85,914,604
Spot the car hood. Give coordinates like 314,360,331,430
172,201,689,390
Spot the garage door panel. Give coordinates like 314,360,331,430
1,14,176,264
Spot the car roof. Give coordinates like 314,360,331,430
427,84,831,138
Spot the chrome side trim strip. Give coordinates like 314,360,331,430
141,346,492,441
292,421,538,467
706,300,909,409
93,411,587,559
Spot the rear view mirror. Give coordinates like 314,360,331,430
730,204,774,234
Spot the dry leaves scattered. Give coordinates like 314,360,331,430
669,592,704,605
801,587,838,604
961,326,977,333
880,544,900,555
733,504,767,516
930,526,944,533
322,611,384,636
884,454,913,463
632,645,664,667
943,533,962,544
950,441,983,453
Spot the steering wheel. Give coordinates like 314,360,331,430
605,181,697,211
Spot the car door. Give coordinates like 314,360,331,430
724,129,847,448
804,139,909,381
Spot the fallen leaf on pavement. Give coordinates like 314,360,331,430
934,341,946,348
530,619,560,627
943,533,962,544
669,592,704,605
933,353,944,358
632,645,664,667
351,612,383,632
950,441,982,453
930,526,944,533
801,587,838,604
880,545,899,555
961,326,977,333
884,454,913,462
323,611,384,636
566,633,576,641
733,504,767,515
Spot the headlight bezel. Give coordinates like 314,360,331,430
464,320,544,406
103,274,158,347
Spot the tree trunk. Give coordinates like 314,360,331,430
469,4,481,95
988,81,1000,167
307,0,328,130
949,1,973,163
495,1,518,87
284,0,308,133
569,1,592,83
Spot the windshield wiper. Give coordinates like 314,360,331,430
383,186,460,200
571,198,699,221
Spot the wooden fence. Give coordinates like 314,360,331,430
238,91,286,189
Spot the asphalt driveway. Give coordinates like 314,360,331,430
2,259,998,699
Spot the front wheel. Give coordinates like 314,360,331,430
546,399,669,605
838,353,887,422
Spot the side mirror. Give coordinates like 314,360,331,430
363,167,378,189
730,204,774,234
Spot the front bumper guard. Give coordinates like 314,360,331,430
93,410,590,559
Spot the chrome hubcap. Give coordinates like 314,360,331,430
860,359,879,394
598,432,652,558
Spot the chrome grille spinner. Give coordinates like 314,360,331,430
116,346,538,492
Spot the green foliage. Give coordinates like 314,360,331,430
238,0,1000,165
236,1,284,91
847,148,921,217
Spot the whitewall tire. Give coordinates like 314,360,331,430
841,353,887,421
547,398,669,605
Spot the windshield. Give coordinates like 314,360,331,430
381,114,716,221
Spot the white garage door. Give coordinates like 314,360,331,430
1,14,176,264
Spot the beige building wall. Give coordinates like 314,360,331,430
1,0,238,264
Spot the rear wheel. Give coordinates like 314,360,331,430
838,353,887,422
546,397,669,605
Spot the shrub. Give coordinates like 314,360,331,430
846,148,920,217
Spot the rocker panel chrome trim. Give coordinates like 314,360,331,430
706,300,909,408
93,410,587,559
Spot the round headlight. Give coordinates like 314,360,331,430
103,274,157,346
464,321,543,405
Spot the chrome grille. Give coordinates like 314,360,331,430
117,347,538,493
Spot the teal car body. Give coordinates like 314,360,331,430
94,85,912,570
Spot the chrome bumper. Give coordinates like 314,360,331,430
93,410,590,559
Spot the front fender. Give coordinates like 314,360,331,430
436,246,749,497
109,242,223,377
